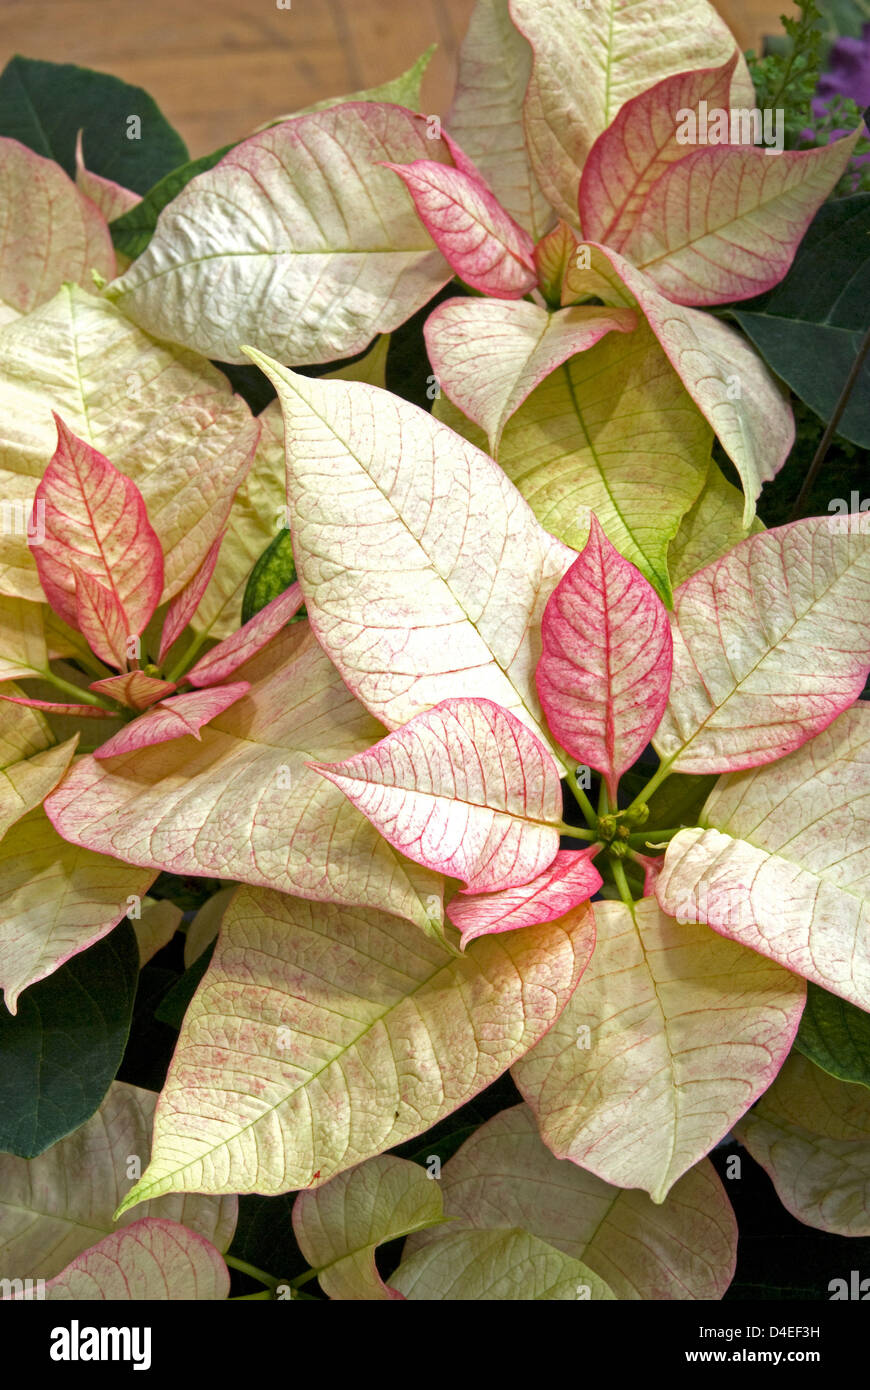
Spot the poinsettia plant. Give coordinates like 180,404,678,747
0,0,868,1305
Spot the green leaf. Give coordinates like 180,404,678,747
0,919,138,1158
645,771,719,834
795,983,870,1089
817,0,870,42
154,941,216,1030
260,45,436,128
435,316,712,605
152,934,215,1034
293,1154,445,1299
393,1227,616,1300
241,529,304,625
0,56,188,193
110,145,233,261
230,1194,304,1285
732,194,870,448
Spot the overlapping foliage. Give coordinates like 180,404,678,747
0,0,868,1302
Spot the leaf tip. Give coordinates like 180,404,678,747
113,1181,150,1222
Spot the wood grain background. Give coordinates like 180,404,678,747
0,0,797,158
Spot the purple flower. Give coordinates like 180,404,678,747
814,20,870,115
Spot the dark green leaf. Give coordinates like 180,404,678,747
817,0,870,44
0,56,188,193
242,529,304,625
794,982,870,1088
0,919,138,1158
111,145,233,260
230,1194,306,1283
732,194,870,447
646,771,718,833
116,963,180,1093
154,940,216,1029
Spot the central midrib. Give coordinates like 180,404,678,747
282,375,563,758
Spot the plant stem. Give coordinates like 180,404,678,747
69,647,111,681
789,321,870,521
288,1267,320,1289
610,855,637,919
553,821,595,840
165,627,210,684
38,669,116,710
229,1290,273,1300
224,1255,281,1290
597,777,609,816
625,756,676,811
626,827,684,846
565,769,598,828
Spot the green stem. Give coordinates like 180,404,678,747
224,1255,281,1290
597,777,609,816
610,855,637,920
165,627,211,684
47,624,111,679
229,1290,273,1301
289,1267,320,1290
626,827,683,847
553,821,595,840
565,769,598,829
38,669,116,710
625,756,676,812
68,647,111,681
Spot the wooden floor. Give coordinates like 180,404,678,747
0,0,797,158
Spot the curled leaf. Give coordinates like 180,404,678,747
446,853,600,949
292,1154,445,1300
89,672,177,711
447,0,552,239
158,529,225,665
